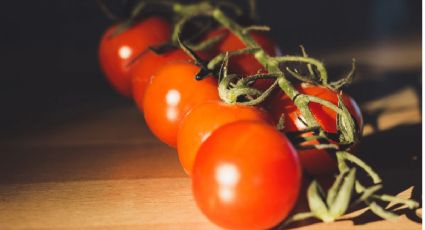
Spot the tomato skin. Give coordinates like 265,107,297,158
143,63,220,147
99,17,171,97
205,28,278,74
177,101,272,175
205,28,280,90
131,49,193,111
192,121,301,230
265,84,363,175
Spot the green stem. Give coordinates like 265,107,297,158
188,33,225,51
273,56,328,84
208,48,261,70
373,194,419,209
337,151,382,184
242,25,270,33
278,212,315,229
300,45,315,77
306,95,345,114
299,143,339,150
239,79,278,106
247,0,258,20
173,2,324,129
213,27,324,124
286,67,317,84
96,0,120,21
236,72,281,86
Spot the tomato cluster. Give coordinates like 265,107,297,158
99,16,363,230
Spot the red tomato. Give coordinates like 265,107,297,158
265,83,363,175
177,101,272,175
204,28,280,90
131,49,193,111
143,63,220,147
99,17,171,97
192,121,301,230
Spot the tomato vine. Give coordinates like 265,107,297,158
97,0,419,227
170,0,419,225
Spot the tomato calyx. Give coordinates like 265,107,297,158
280,151,419,228
336,94,359,145
289,90,359,146
327,59,357,90
284,100,361,152
281,46,355,91
216,56,279,105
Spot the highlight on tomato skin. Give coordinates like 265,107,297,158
265,83,364,175
192,121,302,230
143,62,220,148
131,49,194,112
177,101,272,175
98,17,171,97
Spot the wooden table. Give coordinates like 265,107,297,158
0,37,421,229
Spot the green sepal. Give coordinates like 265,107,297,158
329,59,356,90
328,168,356,218
354,184,383,205
327,170,348,207
307,181,333,222
286,67,318,85
187,33,225,51
368,202,399,220
337,151,382,184
336,94,357,145
207,47,261,70
375,194,420,209
276,114,285,131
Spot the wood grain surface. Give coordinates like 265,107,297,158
0,38,421,229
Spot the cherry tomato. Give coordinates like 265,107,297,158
265,83,363,175
131,49,193,111
177,101,271,175
99,17,171,97
192,121,301,230
143,62,220,147
204,28,280,90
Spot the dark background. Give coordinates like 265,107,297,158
0,0,421,137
